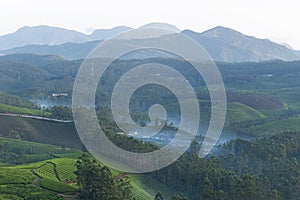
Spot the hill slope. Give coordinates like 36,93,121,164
0,115,81,148
0,138,176,200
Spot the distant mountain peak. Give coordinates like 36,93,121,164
0,25,89,50
0,23,300,62
16,25,75,32
182,26,300,62
91,25,132,33
89,26,132,40
139,22,180,32
201,26,246,39
211,26,237,31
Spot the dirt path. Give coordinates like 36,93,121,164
0,113,73,123
115,172,130,180
31,170,41,186
58,193,79,200
51,162,61,181
32,176,41,186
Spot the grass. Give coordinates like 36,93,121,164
241,117,300,137
227,92,283,110
0,103,51,117
0,194,23,200
52,152,83,159
0,184,63,200
40,177,77,193
0,138,81,196
131,181,153,200
129,174,179,200
167,100,266,127
35,163,58,180
52,158,77,181
15,160,50,169
31,158,78,192
0,168,35,184
0,158,78,196
226,102,266,125
0,137,81,165
0,155,176,199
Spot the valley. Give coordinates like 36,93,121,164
0,33,300,200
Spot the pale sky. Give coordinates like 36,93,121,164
1,0,300,49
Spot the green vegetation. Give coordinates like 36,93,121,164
0,139,80,194
229,108,300,137
0,168,35,184
48,106,72,120
0,92,38,109
0,103,50,117
131,179,153,200
3,56,300,139
40,177,76,193
0,194,23,200
35,163,58,180
151,153,284,200
0,155,74,199
0,185,63,200
0,91,52,117
0,56,300,199
0,157,78,198
237,117,300,136
75,153,133,200
52,158,77,181
0,137,80,165
129,175,178,200
219,132,300,199
149,130,300,199
226,102,266,124
0,137,167,200
0,126,298,199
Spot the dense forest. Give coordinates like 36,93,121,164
151,132,300,200
71,106,300,200
70,130,300,200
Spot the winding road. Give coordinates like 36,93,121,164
0,113,73,123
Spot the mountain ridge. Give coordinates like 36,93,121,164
183,27,300,62
0,23,299,62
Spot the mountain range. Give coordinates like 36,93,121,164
0,23,299,62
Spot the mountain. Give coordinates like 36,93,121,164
0,24,300,62
139,22,180,32
89,26,132,40
193,26,300,62
0,25,90,50
0,25,132,51
0,41,99,60
281,42,294,50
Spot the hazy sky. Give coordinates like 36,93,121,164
1,0,300,49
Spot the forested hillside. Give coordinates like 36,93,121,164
151,132,300,200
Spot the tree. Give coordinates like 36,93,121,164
75,153,133,200
202,176,216,200
154,191,163,200
269,190,283,200
50,106,72,120
235,174,256,200
115,176,134,200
